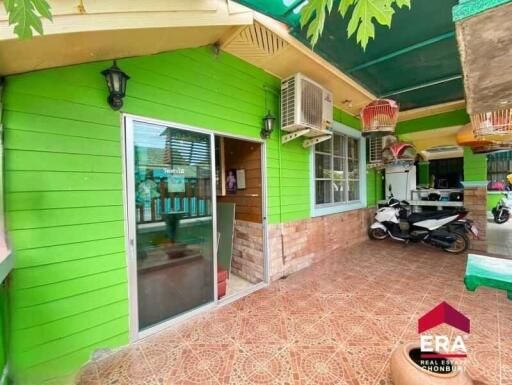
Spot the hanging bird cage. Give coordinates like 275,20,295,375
471,108,512,141
382,141,416,165
472,142,512,154
360,99,399,136
457,123,512,154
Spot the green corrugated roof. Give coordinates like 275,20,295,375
236,0,464,111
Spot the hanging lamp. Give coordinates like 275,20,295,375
360,99,399,136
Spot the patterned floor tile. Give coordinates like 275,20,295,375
95,347,158,385
289,345,359,385
78,241,509,385
238,313,288,345
166,343,236,385
465,343,500,385
344,345,391,385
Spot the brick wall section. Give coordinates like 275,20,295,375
268,208,374,281
464,187,487,252
231,220,264,284
232,209,375,283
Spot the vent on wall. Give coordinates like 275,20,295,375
369,136,384,164
222,22,288,66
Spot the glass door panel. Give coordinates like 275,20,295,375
130,120,214,331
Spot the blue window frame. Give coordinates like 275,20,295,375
311,122,366,217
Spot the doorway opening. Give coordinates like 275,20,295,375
215,136,265,299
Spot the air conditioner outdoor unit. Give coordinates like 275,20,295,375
368,135,396,164
281,73,333,133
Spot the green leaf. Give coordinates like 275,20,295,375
33,0,52,21
301,0,412,50
3,0,15,12
339,0,355,17
5,0,52,39
394,0,411,8
299,0,335,46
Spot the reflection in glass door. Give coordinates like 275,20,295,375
126,118,215,332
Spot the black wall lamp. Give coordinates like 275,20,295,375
101,60,130,111
261,112,276,139
261,86,276,139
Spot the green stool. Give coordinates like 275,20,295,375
465,254,512,300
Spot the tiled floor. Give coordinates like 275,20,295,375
487,218,512,257
77,240,512,385
226,274,255,297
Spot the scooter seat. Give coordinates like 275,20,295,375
408,210,458,224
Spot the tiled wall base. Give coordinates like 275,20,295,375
231,220,264,284
464,187,488,252
268,209,374,281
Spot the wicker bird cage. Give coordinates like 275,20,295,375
471,108,512,141
360,99,399,137
472,142,512,154
457,123,512,154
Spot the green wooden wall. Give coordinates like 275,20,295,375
487,192,502,211
366,169,384,207
463,147,488,182
0,284,6,385
417,162,430,186
1,46,335,384
396,109,470,136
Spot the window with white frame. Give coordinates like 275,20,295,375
314,132,361,207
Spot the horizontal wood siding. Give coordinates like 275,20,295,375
2,46,308,383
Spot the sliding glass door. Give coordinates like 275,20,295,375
125,117,215,332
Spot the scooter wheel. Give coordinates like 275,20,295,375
368,227,388,240
494,210,510,224
443,231,469,254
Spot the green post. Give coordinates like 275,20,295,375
366,168,383,207
463,147,487,183
418,161,430,187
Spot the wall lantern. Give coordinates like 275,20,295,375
261,112,276,139
101,60,130,111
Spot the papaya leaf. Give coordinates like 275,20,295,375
4,0,52,39
395,0,411,8
299,0,334,46
33,0,52,20
300,0,412,50
3,0,14,12
339,0,355,17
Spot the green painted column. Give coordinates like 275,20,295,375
418,161,430,187
366,168,384,207
463,147,487,183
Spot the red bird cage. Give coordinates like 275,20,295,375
382,141,416,164
360,99,399,136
